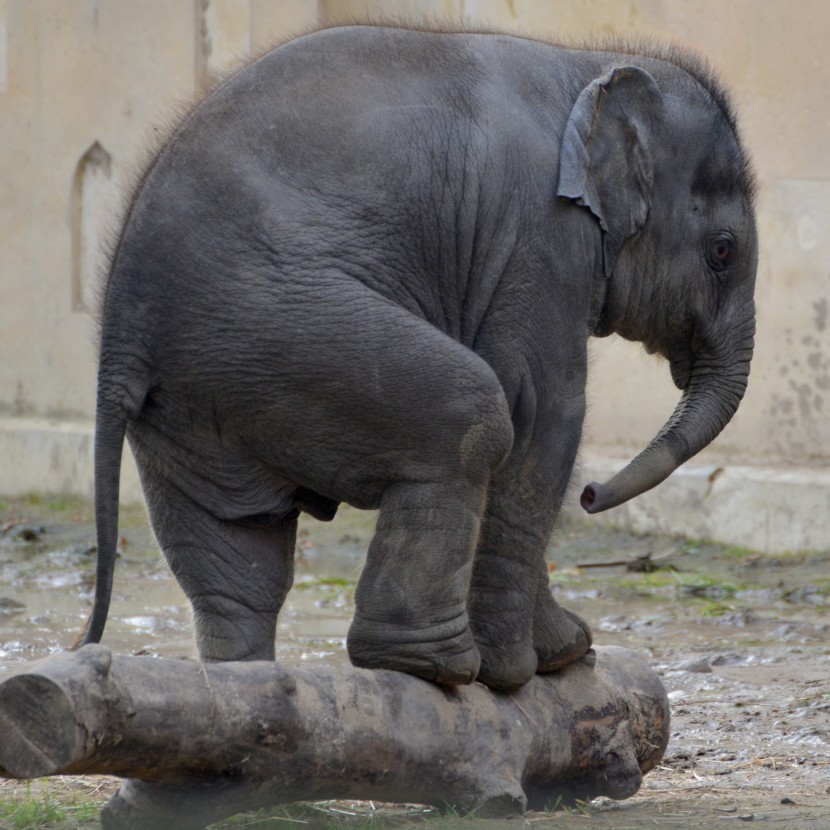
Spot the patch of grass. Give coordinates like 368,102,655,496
0,783,67,829
628,571,677,589
7,494,149,529
782,581,830,605
18,493,92,523
674,572,738,600
547,570,583,587
720,544,756,559
294,577,356,590
213,804,316,827
437,803,478,821
117,502,152,530
213,801,441,829
43,497,82,515
542,798,593,818
679,539,704,555
64,800,105,824
26,493,83,513
699,600,735,617
544,794,565,813
571,799,594,817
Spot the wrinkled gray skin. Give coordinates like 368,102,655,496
85,26,757,692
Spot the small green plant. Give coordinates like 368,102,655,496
294,577,356,590
720,544,755,560
544,793,565,813
437,802,478,821
616,571,676,592
213,804,315,827
44,497,73,513
0,783,67,829
543,797,594,818
547,570,582,587
674,573,737,600
64,799,108,825
571,799,594,817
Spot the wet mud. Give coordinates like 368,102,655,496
0,496,828,828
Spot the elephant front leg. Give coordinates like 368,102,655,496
533,561,593,672
347,480,486,685
467,384,595,693
468,503,592,691
467,506,539,691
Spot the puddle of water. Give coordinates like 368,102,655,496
0,502,375,673
2,498,830,828
1,501,828,683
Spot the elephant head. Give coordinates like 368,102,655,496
558,62,758,513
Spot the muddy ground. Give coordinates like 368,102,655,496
0,495,828,828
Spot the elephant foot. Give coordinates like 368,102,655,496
474,637,538,693
534,593,593,673
347,615,481,686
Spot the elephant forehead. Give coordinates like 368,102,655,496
660,94,755,207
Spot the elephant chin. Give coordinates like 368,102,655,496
580,359,749,514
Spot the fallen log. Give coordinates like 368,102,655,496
0,645,669,829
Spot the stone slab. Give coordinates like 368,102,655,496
566,450,830,554
1,417,827,554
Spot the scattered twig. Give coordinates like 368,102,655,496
509,694,539,727
577,546,679,572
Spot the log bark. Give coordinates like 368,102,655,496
0,645,669,829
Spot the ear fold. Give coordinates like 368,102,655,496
557,66,664,277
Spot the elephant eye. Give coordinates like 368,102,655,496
707,234,735,272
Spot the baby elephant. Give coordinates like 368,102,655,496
84,25,757,692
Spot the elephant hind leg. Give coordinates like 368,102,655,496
189,515,298,663
139,466,298,663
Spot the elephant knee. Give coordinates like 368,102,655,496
458,391,513,482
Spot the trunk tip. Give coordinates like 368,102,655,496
581,481,622,514
581,483,600,514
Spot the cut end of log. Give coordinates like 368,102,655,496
0,674,78,778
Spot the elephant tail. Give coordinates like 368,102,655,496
74,376,134,649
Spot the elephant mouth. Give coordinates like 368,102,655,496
669,350,693,390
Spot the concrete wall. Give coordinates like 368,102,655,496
2,0,828,551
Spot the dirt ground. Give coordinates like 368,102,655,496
0,496,828,828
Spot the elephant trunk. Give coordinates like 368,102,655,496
581,320,753,514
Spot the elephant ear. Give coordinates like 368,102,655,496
558,66,664,278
